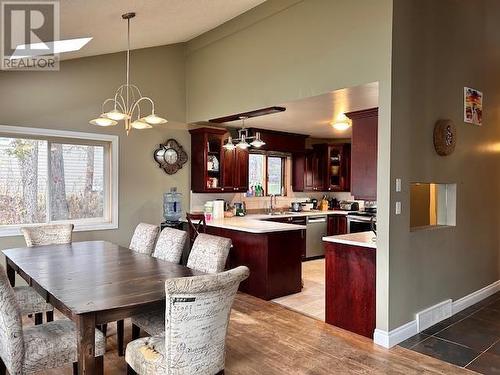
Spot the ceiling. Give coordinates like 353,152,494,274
59,0,266,60
220,82,379,139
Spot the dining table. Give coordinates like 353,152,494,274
2,240,203,375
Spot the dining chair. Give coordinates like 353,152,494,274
17,223,74,325
118,227,188,352
21,223,74,247
151,227,187,263
129,223,160,255
129,233,232,343
0,267,106,375
186,212,206,246
187,233,232,274
108,222,160,357
125,266,250,375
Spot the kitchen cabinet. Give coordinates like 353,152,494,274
345,108,378,200
293,144,350,192
206,226,305,300
327,214,347,236
325,241,376,338
223,146,249,192
190,127,249,193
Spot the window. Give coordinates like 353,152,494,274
248,152,286,196
0,125,118,236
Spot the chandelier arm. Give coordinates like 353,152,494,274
101,98,117,114
130,96,155,118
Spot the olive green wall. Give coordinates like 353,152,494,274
185,0,393,332
389,0,500,329
0,44,189,259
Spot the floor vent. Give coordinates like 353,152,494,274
416,299,452,332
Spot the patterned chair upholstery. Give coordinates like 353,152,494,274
187,233,232,274
130,233,230,339
129,223,160,255
125,266,250,375
152,228,187,263
17,224,74,324
0,268,106,374
21,224,74,247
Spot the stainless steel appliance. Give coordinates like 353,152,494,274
291,202,302,212
339,201,360,211
347,211,376,233
306,215,328,258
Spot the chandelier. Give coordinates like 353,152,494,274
223,117,266,150
89,12,167,135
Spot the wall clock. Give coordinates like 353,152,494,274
153,139,188,174
433,119,456,156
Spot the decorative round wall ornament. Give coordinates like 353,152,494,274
154,139,188,174
433,119,456,156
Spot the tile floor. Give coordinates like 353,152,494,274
399,291,500,374
272,258,325,321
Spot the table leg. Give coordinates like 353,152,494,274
6,261,15,287
77,313,96,375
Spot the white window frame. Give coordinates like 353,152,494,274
0,125,119,237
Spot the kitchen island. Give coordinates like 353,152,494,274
203,216,306,300
322,231,376,338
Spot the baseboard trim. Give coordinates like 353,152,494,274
374,279,500,349
453,280,500,314
373,320,417,349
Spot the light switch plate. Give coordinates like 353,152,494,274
395,201,402,215
396,178,402,192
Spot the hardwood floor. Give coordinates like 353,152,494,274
30,293,468,374
272,258,325,321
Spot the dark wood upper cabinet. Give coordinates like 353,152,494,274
190,127,249,193
293,143,350,193
345,108,378,200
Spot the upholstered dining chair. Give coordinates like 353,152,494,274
187,233,232,274
186,212,206,246
151,227,187,263
108,222,160,357
125,266,250,375
21,223,74,247
129,223,160,255
117,228,188,352
129,233,232,343
0,267,106,375
17,224,74,325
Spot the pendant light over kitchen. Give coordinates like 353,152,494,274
89,12,167,135
223,116,265,150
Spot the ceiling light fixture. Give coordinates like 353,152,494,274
330,114,351,131
223,117,266,151
89,12,167,135
10,37,93,59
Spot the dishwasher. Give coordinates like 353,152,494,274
305,215,328,259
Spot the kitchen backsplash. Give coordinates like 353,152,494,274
190,191,363,212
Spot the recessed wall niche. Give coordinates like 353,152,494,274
410,183,456,230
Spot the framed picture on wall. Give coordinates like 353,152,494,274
464,87,483,126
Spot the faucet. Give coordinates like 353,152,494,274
269,194,277,214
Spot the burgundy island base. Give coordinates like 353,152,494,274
199,217,306,300
323,232,376,339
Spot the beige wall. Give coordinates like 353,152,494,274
389,0,500,329
0,44,189,262
186,0,394,331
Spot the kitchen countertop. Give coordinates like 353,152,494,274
186,210,349,234
201,217,306,234
245,210,350,220
322,231,376,249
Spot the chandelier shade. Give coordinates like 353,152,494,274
223,117,265,151
89,12,167,134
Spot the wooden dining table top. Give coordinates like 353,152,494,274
2,240,203,315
